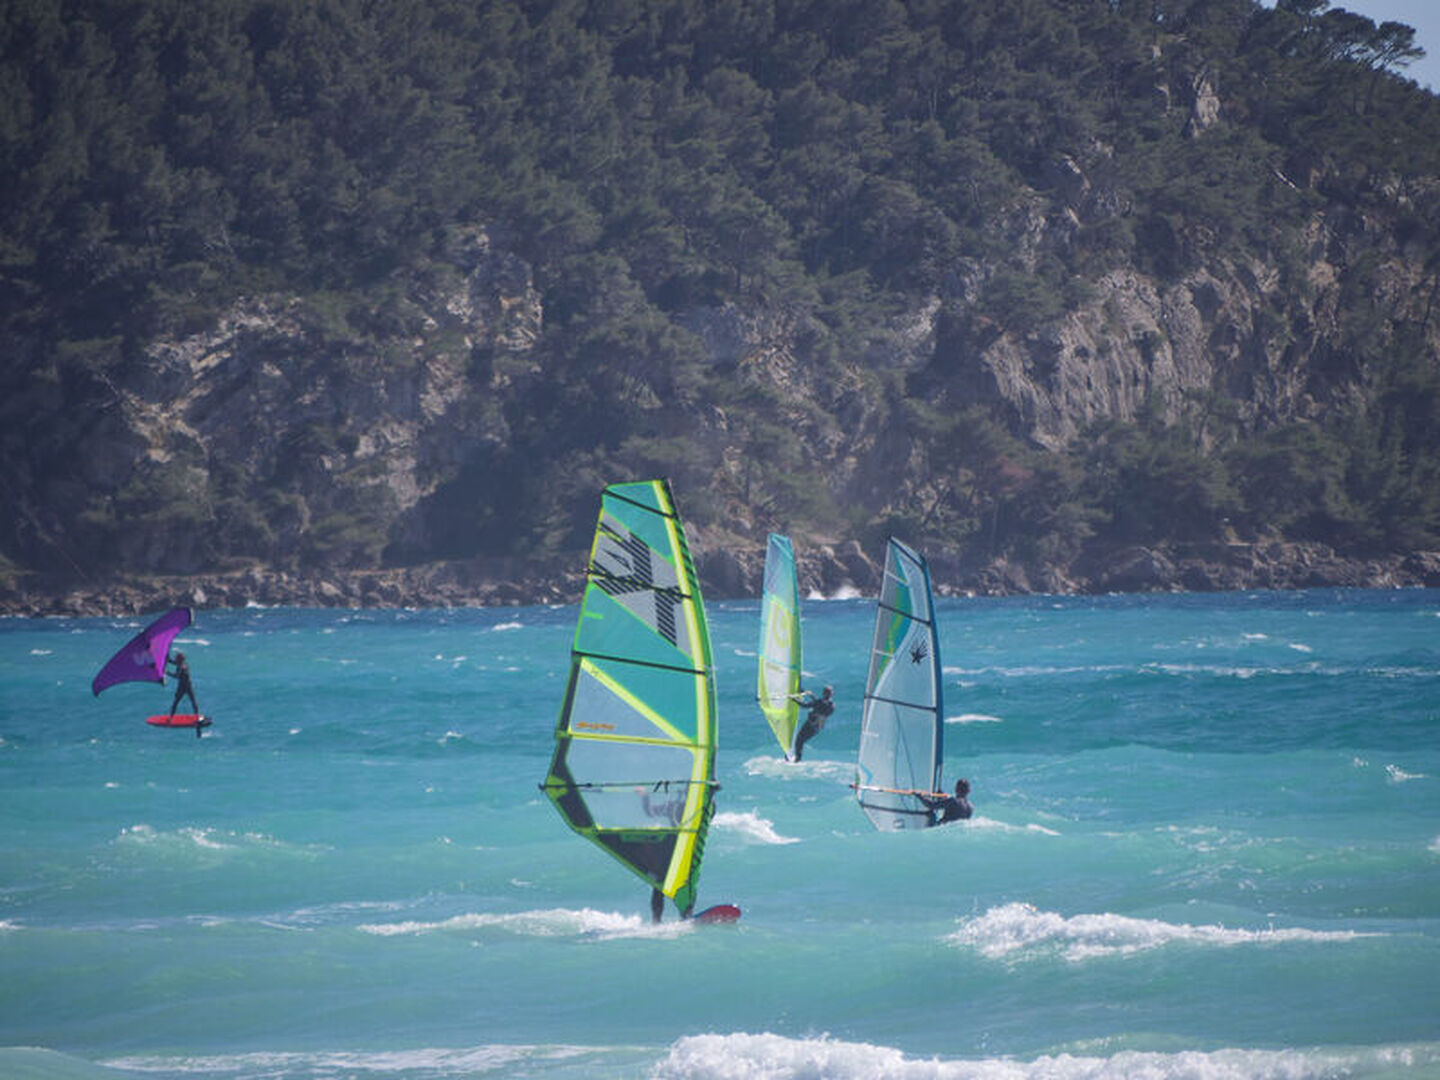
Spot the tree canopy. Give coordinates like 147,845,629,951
3,0,1439,579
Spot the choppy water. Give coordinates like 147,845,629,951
1,589,1437,1079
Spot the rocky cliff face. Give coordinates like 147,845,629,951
5,229,543,578
927,180,1438,454
6,162,1439,611
7,179,1437,612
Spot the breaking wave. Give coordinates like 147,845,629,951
946,902,1380,961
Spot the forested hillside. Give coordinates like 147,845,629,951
4,0,1440,606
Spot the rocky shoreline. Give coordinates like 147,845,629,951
3,539,1437,618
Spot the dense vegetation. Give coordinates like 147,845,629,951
3,0,1439,581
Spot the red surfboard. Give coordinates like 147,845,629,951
693,903,741,924
146,714,212,731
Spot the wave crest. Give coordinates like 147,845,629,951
654,1032,1440,1079
744,755,854,784
359,907,688,940
947,902,1378,961
714,810,799,845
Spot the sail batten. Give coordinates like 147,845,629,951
855,539,944,831
573,650,707,677
543,480,717,915
757,533,803,757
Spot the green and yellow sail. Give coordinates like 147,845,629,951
541,480,717,915
757,533,803,757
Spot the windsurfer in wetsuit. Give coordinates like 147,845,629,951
166,651,198,718
918,778,973,826
788,685,834,762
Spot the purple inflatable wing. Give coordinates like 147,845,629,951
91,607,193,696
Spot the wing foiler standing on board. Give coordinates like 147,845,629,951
93,607,211,736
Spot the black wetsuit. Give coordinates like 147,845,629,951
167,656,197,715
792,694,834,761
919,792,973,825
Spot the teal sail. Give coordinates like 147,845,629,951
855,538,943,830
757,533,802,757
541,480,718,915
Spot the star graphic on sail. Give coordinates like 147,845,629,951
909,639,928,664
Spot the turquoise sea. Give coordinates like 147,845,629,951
1,588,1438,1079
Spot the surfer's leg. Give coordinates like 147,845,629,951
650,888,664,923
793,718,816,761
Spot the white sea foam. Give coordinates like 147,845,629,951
491,621,523,631
946,902,1379,961
359,907,690,940
654,1032,1440,1080
713,810,799,845
116,824,234,851
104,1043,596,1076
946,712,1004,725
744,755,854,784
1385,763,1428,783
114,825,320,859
967,817,1062,837
29,648,52,655
87,1038,1440,1079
